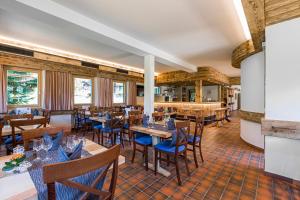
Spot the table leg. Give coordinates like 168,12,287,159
147,136,171,177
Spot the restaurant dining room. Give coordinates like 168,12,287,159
0,0,300,199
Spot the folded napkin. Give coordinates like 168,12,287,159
43,131,63,151
170,127,187,146
142,115,149,127
167,118,176,130
58,141,83,162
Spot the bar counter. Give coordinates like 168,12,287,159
154,102,221,117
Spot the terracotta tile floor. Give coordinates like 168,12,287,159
2,113,300,200
104,114,300,200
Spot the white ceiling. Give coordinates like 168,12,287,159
0,0,245,76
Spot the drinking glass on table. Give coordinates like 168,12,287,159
42,138,53,161
32,139,42,161
66,135,76,152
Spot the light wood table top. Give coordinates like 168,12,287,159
130,125,172,139
2,124,51,137
0,139,125,200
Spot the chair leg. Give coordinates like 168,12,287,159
128,131,132,145
193,145,199,168
184,151,190,176
97,133,100,144
154,149,158,175
101,132,104,146
120,132,124,148
92,130,95,141
131,142,136,163
174,156,182,186
145,146,148,171
167,155,170,166
199,142,204,162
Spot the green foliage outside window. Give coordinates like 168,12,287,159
7,70,38,105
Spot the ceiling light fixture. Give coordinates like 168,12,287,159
233,0,251,40
0,35,160,75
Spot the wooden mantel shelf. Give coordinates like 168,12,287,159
261,118,300,140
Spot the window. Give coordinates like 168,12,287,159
74,77,92,104
113,82,125,103
7,69,39,105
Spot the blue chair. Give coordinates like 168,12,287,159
98,113,125,147
131,115,152,171
154,121,190,185
187,117,204,168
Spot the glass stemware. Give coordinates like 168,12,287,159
32,139,42,161
42,138,53,161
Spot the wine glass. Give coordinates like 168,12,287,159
77,136,86,147
67,135,75,152
42,138,53,161
33,139,42,161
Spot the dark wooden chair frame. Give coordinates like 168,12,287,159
154,121,191,186
187,117,204,168
43,144,120,200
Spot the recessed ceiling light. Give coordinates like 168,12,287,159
233,0,251,40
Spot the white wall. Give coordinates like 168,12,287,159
241,52,265,113
240,119,264,149
265,17,300,181
203,85,219,101
240,52,265,149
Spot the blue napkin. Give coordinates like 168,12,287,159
167,118,176,130
142,115,149,127
43,131,63,151
58,141,83,162
170,128,187,146
105,113,111,120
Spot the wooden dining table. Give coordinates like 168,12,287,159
2,123,51,137
130,125,172,177
0,139,125,200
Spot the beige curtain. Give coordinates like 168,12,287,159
127,81,137,105
0,65,7,113
45,71,73,110
95,77,113,107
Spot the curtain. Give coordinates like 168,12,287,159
45,71,73,110
127,81,137,105
95,77,113,107
0,65,7,113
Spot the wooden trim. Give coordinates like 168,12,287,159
265,0,300,26
229,77,241,85
261,118,300,139
231,40,259,68
240,110,265,123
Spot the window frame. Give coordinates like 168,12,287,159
112,81,126,104
73,76,94,106
5,66,42,108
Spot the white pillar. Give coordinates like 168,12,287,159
144,55,155,115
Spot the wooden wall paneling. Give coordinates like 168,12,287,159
265,0,300,26
229,77,241,85
34,52,81,66
262,118,300,139
232,40,257,68
195,80,203,103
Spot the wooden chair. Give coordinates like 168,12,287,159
187,117,204,168
43,144,120,200
3,114,33,125
152,112,164,122
131,115,152,171
123,111,142,145
8,118,47,153
22,126,70,151
42,109,51,124
154,121,190,185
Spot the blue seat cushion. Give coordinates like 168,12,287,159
93,124,103,130
123,123,129,129
4,135,22,145
135,136,152,146
133,131,148,138
187,135,200,143
155,140,185,153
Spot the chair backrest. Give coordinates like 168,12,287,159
175,121,190,149
43,144,121,200
4,114,33,124
22,126,69,151
110,113,125,129
10,117,47,147
42,109,51,124
152,112,164,121
128,110,141,116
0,122,3,145
192,117,204,144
